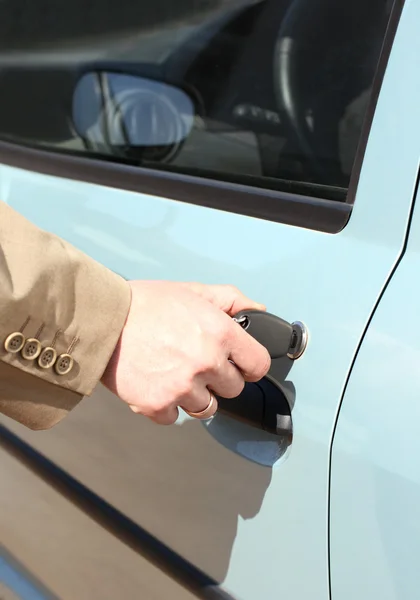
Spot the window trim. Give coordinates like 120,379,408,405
346,0,405,207
0,0,403,234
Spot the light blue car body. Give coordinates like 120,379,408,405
0,0,419,599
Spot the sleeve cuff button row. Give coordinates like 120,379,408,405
4,329,77,376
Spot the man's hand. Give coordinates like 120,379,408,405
101,281,271,424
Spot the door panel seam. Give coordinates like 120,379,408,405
326,162,420,600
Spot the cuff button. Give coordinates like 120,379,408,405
38,347,57,369
55,353,74,376
21,338,42,360
4,332,25,353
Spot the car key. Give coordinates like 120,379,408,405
232,309,308,359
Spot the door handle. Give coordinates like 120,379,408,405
216,310,308,436
217,378,292,436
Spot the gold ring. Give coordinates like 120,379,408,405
183,391,218,420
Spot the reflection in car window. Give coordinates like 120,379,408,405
0,0,395,201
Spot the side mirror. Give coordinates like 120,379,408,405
72,71,195,157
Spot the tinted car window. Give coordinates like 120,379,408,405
0,0,395,201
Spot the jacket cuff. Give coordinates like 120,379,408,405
0,202,132,427
0,253,131,398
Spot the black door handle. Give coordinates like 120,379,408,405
216,310,308,436
216,378,292,437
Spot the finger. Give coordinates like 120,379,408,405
206,359,245,399
129,403,179,426
182,391,219,420
185,283,266,316
180,385,217,416
227,322,271,382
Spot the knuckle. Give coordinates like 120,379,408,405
257,352,272,378
211,320,229,345
235,377,246,396
247,351,271,382
193,348,222,377
206,350,224,373
222,378,245,399
176,375,196,399
150,412,178,426
145,401,169,420
225,284,240,296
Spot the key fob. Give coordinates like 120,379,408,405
233,310,308,359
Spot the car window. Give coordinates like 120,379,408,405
0,0,396,202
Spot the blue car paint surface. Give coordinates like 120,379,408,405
0,1,419,599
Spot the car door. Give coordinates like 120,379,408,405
329,175,420,600
329,0,420,595
0,0,416,599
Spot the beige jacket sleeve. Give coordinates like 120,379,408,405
0,201,131,430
